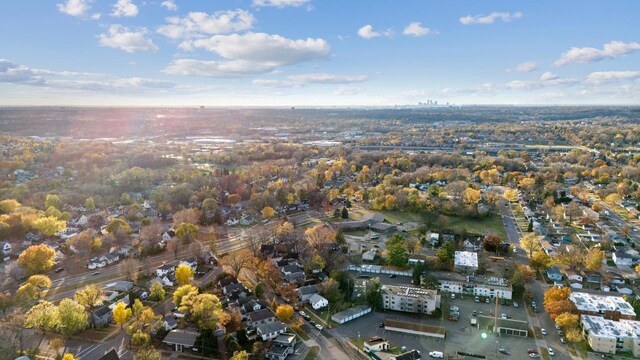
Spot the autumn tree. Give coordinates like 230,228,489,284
175,222,199,244
584,248,604,272
85,197,96,211
503,189,518,202
106,218,132,235
190,294,223,330
305,224,335,249
57,298,89,336
0,199,20,214
605,193,622,206
275,304,294,323
519,233,541,258
74,284,106,327
262,206,275,219
18,244,56,275
175,263,194,285
230,350,249,360
463,188,482,208
135,348,161,360
543,286,576,320
61,354,78,360
25,300,59,333
173,208,201,227
173,284,199,309
221,249,254,278
555,312,579,329
113,301,132,329
149,281,165,301
131,330,151,348
45,194,62,209
529,251,552,273
565,328,583,343
119,257,139,282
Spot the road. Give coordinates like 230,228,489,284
501,199,577,360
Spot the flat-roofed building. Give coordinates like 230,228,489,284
454,251,478,273
381,285,440,314
570,292,636,320
581,315,640,356
431,271,513,300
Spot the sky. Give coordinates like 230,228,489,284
1,0,639,106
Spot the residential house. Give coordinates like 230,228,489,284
246,309,276,329
463,238,482,252
240,216,256,226
297,285,319,302
106,281,134,293
92,306,113,327
240,298,266,314
159,274,176,287
266,333,296,360
613,252,633,267
586,273,602,287
309,294,328,310
163,316,178,331
180,257,198,270
408,255,427,265
88,258,107,269
163,329,199,352
547,266,563,281
1,241,11,255
566,270,583,283
116,245,134,257
157,264,176,277
257,322,287,341
97,349,120,360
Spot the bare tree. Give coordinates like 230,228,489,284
119,257,139,283
220,249,255,279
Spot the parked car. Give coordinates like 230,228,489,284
389,274,396,278
548,348,555,356
560,338,567,344
501,313,507,319
529,353,540,358
499,348,510,355
513,302,519,308
555,324,561,330
55,267,64,273
485,297,490,303
541,328,547,335
315,324,323,330
379,323,384,328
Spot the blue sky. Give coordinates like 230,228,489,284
1,0,639,106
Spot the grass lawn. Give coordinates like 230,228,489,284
378,211,423,224
291,327,310,341
442,214,508,239
350,338,364,350
304,346,320,360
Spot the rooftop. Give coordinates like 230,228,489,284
384,319,446,335
381,285,439,299
581,315,640,340
454,251,478,268
163,329,199,347
570,292,636,317
331,305,371,322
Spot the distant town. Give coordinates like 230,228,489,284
1,106,640,360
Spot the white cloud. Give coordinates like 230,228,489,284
0,59,175,92
112,0,138,18
57,0,93,17
91,13,101,19
540,71,559,81
403,22,432,37
163,59,274,77
253,73,368,87
161,0,177,11
508,61,538,73
157,9,254,39
586,71,640,84
98,25,159,53
334,86,362,95
357,25,380,39
252,0,310,8
554,40,640,66
176,32,330,75
459,12,523,25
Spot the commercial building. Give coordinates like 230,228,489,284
431,271,513,300
570,292,636,320
581,315,640,356
381,285,441,315
476,315,529,337
454,251,478,273
383,319,446,339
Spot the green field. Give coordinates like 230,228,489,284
442,214,508,239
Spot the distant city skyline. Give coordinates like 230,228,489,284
1,0,639,106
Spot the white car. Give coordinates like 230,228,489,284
299,311,306,317
315,324,323,330
501,313,507,319
548,348,555,356
555,324,561,330
541,328,547,335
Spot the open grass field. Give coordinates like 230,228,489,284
442,214,508,239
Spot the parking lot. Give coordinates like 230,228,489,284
341,273,539,359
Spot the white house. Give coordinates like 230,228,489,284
100,253,120,265
257,322,287,341
612,252,633,267
88,259,106,269
309,294,328,310
180,258,198,270
75,215,88,227
157,264,176,277
1,241,12,255
162,232,172,242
